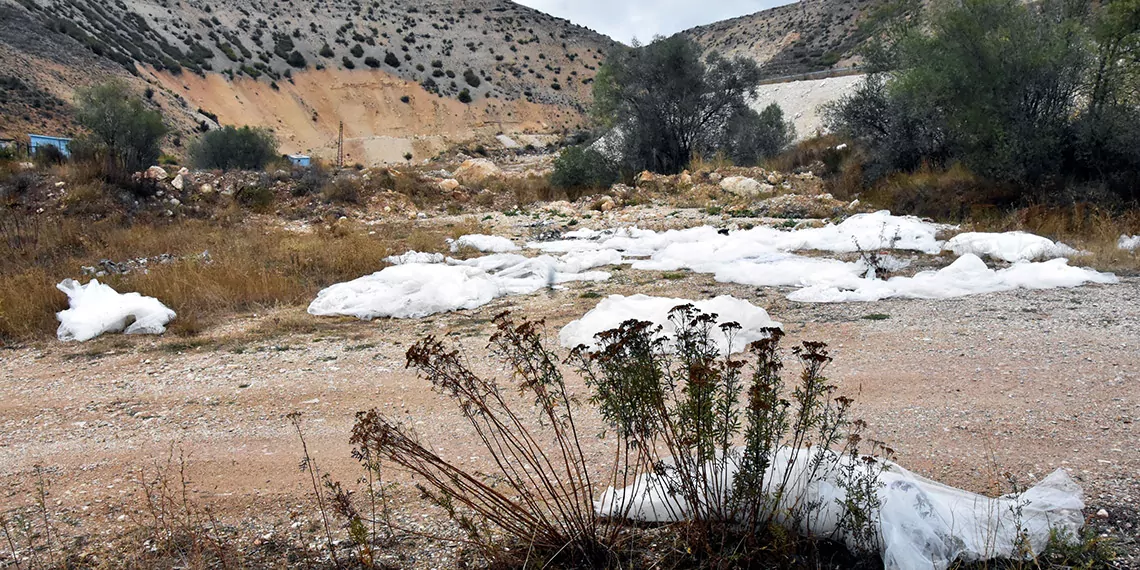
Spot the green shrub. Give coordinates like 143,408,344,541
319,43,334,58
463,69,481,87
384,51,399,67
342,56,355,69
75,79,168,176
364,56,380,68
350,44,363,58
235,180,274,210
189,125,279,170
457,88,472,103
551,145,618,198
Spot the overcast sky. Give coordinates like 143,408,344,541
514,0,795,45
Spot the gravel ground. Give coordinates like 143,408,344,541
1,208,1137,567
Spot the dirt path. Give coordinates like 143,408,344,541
1,270,1137,561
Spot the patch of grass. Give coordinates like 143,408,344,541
578,290,602,299
862,313,891,321
0,215,457,343
662,272,686,280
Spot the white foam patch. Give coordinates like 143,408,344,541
559,294,782,353
1119,234,1140,251
384,250,445,265
309,252,613,320
596,446,1084,570
788,254,1118,303
944,231,1079,262
56,279,176,342
450,234,520,253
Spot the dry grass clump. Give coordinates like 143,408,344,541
0,212,457,344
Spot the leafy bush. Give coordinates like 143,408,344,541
723,103,797,166
551,145,618,197
351,309,888,568
463,69,481,87
383,51,399,67
350,44,363,58
321,176,362,204
457,88,472,103
828,0,1140,201
234,180,274,211
592,36,767,174
319,43,334,58
364,56,379,68
189,126,279,171
75,79,168,176
341,56,355,69
286,50,306,68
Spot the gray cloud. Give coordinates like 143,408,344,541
514,0,794,45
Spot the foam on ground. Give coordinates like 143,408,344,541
56,279,176,342
944,231,1079,262
450,234,520,253
787,254,1118,302
309,250,617,320
559,294,782,353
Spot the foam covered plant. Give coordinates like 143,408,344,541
351,307,885,568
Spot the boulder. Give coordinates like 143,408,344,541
719,176,771,197
198,183,214,194
438,178,460,192
454,158,500,183
178,167,190,176
598,197,616,211
678,170,693,187
708,172,722,183
145,166,168,180
171,174,184,190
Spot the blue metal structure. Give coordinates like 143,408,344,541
29,134,72,157
287,154,311,167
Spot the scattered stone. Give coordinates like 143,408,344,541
171,174,184,190
145,166,168,180
438,178,460,192
1097,508,1110,519
199,183,214,194
454,158,501,183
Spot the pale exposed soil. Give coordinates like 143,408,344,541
0,208,1137,565
145,67,586,165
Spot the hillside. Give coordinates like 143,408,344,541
681,0,883,78
0,0,618,163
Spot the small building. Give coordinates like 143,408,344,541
286,154,311,168
29,134,72,157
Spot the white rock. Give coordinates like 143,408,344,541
719,176,771,197
145,166,168,180
198,183,214,194
171,174,184,190
453,158,500,183
438,178,460,191
1096,508,1109,519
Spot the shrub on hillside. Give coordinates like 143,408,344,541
189,126,279,171
457,88,472,103
723,103,796,165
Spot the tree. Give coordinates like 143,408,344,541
592,36,765,174
830,0,1092,187
74,79,168,176
722,103,796,165
189,125,278,170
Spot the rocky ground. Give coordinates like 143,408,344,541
1,212,1138,566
